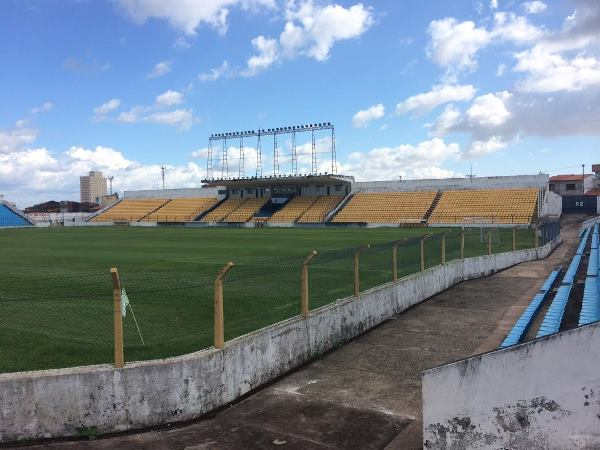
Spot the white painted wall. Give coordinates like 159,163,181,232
124,187,223,199
28,212,93,225
354,174,549,193
423,322,600,450
541,191,562,218
0,237,560,444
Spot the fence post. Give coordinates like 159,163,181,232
301,250,318,317
354,245,370,297
110,268,124,369
420,234,433,272
512,226,517,251
214,262,234,349
392,239,406,282
441,232,449,265
460,230,465,259
488,230,492,255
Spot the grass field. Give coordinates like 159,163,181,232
0,225,535,373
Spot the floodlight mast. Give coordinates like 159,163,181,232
239,137,244,178
256,132,263,178
291,131,297,175
207,140,213,180
207,123,335,180
221,138,228,179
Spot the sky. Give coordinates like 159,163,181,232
1,0,600,207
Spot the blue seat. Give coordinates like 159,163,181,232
537,227,591,338
0,203,32,227
500,267,561,348
579,224,599,326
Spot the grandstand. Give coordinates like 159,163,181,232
332,191,437,224
201,198,246,222
0,199,32,227
222,197,268,223
93,198,169,222
145,198,218,222
297,196,343,223
269,196,318,222
88,173,552,227
428,188,538,224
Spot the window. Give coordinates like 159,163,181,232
549,184,555,192
566,183,576,191
334,185,342,191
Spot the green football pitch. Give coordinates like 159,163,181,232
0,226,535,373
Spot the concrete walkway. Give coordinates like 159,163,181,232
14,221,580,450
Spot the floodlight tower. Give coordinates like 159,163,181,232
108,176,114,195
222,138,229,179
239,137,245,178
207,137,214,180
256,132,263,178
291,130,298,175
311,129,317,175
161,165,166,189
273,133,280,176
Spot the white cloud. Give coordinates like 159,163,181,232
422,1,600,158
352,104,385,128
0,121,37,154
514,46,600,92
339,138,461,181
243,0,373,76
492,12,545,44
115,0,276,36
93,92,195,130
396,84,476,115
427,13,544,72
431,86,600,157
145,109,195,130
466,91,512,127
117,107,195,130
116,106,144,124
280,1,374,61
244,36,279,75
490,0,499,10
0,137,206,206
198,60,232,81
523,1,547,14
430,105,462,136
93,99,121,118
427,18,490,71
155,90,184,107
148,60,172,78
31,102,54,114
463,136,507,158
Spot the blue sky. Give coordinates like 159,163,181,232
1,0,599,207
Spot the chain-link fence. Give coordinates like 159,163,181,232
0,223,558,373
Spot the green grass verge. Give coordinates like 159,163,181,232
0,225,534,372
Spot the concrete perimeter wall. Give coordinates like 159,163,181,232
423,321,600,450
124,187,223,200
354,174,549,193
0,237,560,444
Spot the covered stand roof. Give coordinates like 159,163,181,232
202,174,354,188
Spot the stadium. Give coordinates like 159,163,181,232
2,121,600,448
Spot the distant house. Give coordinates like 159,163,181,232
549,174,594,197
